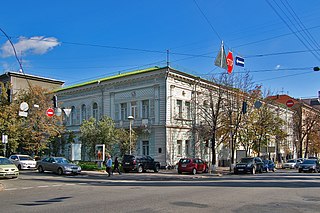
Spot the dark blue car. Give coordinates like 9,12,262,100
263,160,275,172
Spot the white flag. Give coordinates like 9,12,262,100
214,41,227,70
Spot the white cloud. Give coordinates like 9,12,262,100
1,36,60,57
275,65,281,70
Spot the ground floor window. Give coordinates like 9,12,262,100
142,141,149,156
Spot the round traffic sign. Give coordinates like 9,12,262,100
46,108,54,117
286,99,294,107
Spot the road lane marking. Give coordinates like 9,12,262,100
6,188,18,191
38,185,49,188
21,187,34,190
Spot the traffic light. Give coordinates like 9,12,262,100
52,95,58,108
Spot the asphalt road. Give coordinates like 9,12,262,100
1,169,320,213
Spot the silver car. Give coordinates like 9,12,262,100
36,157,81,175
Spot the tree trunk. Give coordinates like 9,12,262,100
211,136,216,166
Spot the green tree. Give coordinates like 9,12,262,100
14,86,65,156
0,82,20,156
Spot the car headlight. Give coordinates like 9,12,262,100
64,166,72,170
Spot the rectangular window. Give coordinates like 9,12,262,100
177,100,182,118
142,141,149,156
185,101,191,119
142,100,149,118
185,140,190,156
131,101,138,119
177,140,182,156
120,103,127,120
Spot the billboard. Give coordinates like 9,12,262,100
95,144,105,161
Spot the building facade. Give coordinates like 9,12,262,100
56,67,296,166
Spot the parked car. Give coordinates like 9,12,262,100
9,154,36,170
298,159,320,173
282,159,299,169
263,160,275,172
122,155,160,173
0,156,19,178
177,158,209,175
36,157,81,175
234,157,264,174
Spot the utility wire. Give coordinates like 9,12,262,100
193,0,223,42
266,0,320,62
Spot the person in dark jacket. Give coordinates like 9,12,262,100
112,157,121,175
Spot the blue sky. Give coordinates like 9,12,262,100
1,1,320,98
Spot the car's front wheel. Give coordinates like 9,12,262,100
137,165,143,173
18,164,22,170
192,168,197,175
251,167,256,175
57,168,63,175
38,166,44,173
154,165,160,173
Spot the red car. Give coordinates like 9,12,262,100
177,158,209,175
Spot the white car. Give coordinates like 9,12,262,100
282,159,298,169
9,154,37,170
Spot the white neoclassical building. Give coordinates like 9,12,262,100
56,66,295,166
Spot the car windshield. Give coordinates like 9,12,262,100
240,158,253,163
55,158,70,164
287,160,295,163
0,158,14,165
302,160,316,164
179,159,191,164
19,156,33,161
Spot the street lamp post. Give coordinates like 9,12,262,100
128,115,134,154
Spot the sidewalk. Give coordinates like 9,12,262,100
81,166,231,178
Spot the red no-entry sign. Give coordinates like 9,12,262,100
226,51,234,74
46,108,54,117
286,99,294,107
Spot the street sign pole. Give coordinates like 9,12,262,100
2,134,8,157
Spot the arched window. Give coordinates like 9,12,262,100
81,104,87,123
71,106,76,125
93,102,98,121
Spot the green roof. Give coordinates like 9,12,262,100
56,66,164,92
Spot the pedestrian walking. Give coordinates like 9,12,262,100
106,155,112,177
112,157,121,175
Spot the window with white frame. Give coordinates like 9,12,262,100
176,100,182,118
131,101,138,119
142,100,149,118
185,140,190,156
185,101,191,119
71,106,76,125
177,140,182,156
142,141,149,156
81,104,87,123
93,102,98,121
120,103,127,120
